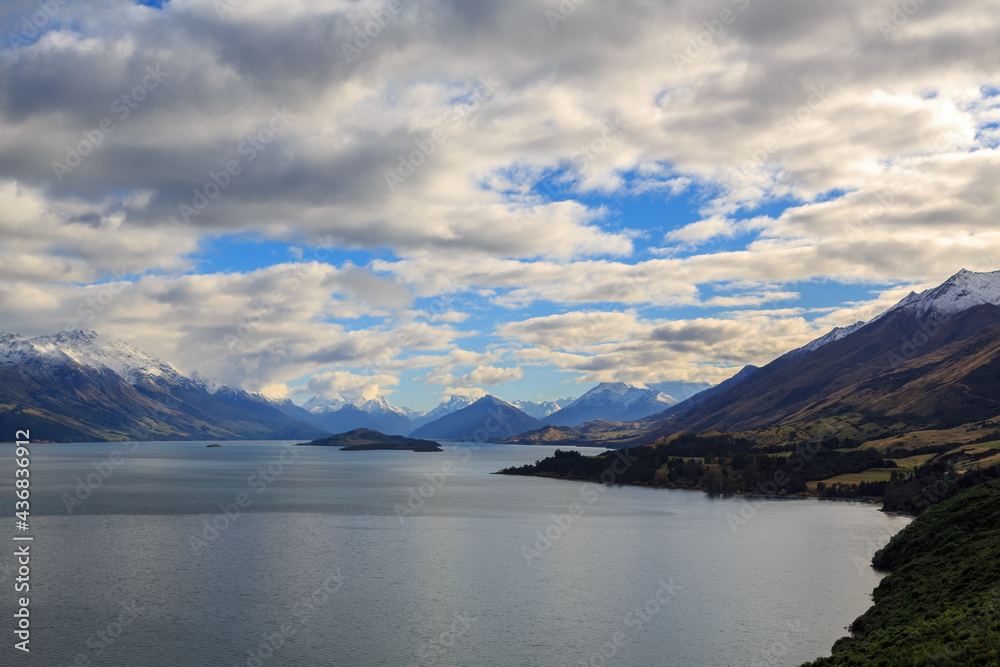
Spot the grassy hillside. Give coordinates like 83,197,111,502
803,479,1000,666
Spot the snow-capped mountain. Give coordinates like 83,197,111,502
305,394,414,418
300,393,493,435
303,394,415,435
0,330,185,385
0,330,327,441
409,395,544,441
646,381,713,402
409,395,476,430
880,268,1000,322
641,268,1000,437
510,397,576,419
782,320,869,360
542,382,678,426
784,269,1000,361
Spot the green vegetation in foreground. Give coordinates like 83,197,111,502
496,433,899,495
298,428,442,452
802,479,1000,666
497,429,1000,515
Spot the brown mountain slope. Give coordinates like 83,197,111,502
793,322,1000,426
0,361,328,442
641,304,1000,438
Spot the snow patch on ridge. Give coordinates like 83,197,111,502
0,330,185,385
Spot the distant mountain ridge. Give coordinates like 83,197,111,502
409,395,544,441
0,331,726,443
542,382,678,426
303,395,416,435
635,269,1000,441
646,381,713,401
878,268,1000,322
0,330,327,442
510,397,576,419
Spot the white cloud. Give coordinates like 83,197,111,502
3,0,1000,407
423,365,523,387
306,371,400,402
441,386,487,401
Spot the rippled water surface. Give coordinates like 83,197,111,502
0,440,910,666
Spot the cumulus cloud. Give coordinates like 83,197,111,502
3,0,1000,407
306,371,400,402
422,365,524,387
441,386,487,401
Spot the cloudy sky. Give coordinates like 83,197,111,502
1,0,998,411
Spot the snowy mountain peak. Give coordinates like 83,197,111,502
0,330,184,385
791,320,869,357
542,382,678,426
304,393,415,418
437,395,476,410
788,269,1000,360
358,396,415,417
510,396,576,419
475,394,511,407
577,382,667,406
883,268,1000,322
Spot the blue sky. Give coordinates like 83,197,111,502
1,0,998,412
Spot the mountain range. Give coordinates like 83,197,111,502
0,330,711,441
0,330,328,442
10,268,993,444
542,382,678,426
634,268,1000,443
254,381,706,438
409,395,545,441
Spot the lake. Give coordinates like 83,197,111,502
0,440,909,666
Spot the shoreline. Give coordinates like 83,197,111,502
494,469,888,506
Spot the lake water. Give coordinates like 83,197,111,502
0,440,910,666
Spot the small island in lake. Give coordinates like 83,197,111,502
298,428,443,452
206,443,222,447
